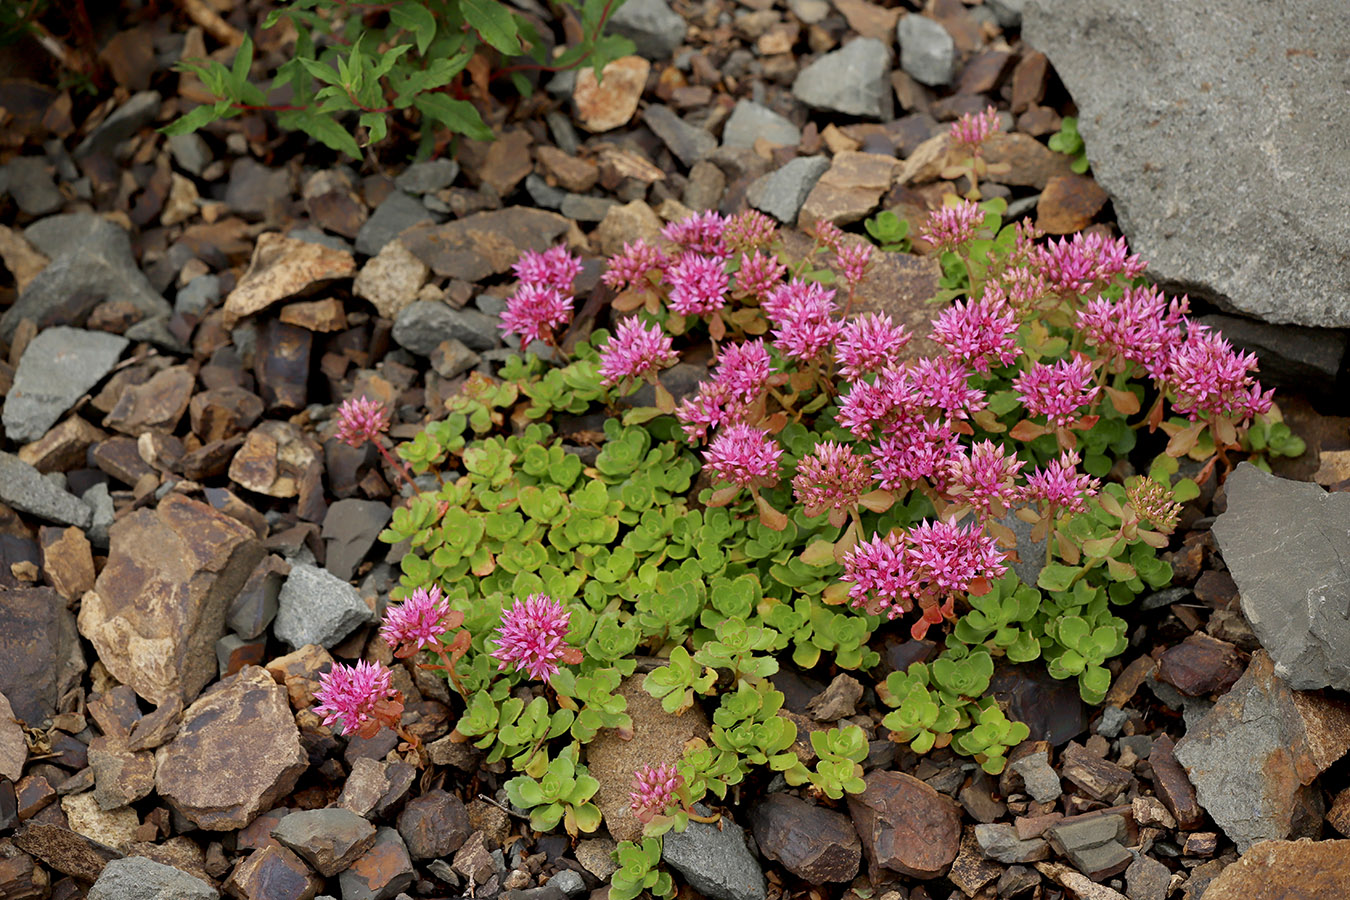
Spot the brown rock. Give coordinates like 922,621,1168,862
1193,569,1239,608
13,822,123,881
339,827,413,899
223,232,356,326
303,169,368,240
1035,861,1129,900
397,789,472,860
182,437,245,482
574,56,650,132
103,365,195,436
91,435,154,485
255,319,312,413
229,421,320,499
280,298,348,333
594,200,664,258
126,696,184,752
958,49,1012,94
0,224,50,293
1036,174,1110,234
806,674,864,721
352,239,428,320
0,692,27,781
155,666,309,831
1060,742,1134,803
16,773,57,820
39,526,95,602
984,132,1076,189
1147,735,1203,830
1328,788,1350,837
78,493,264,706
947,827,1002,897
0,847,49,900
87,736,156,810
1201,839,1350,900
848,770,961,879
751,793,861,883
189,387,265,443
536,146,599,194
17,417,107,473
399,207,572,282
226,843,322,900
798,151,901,228
62,792,139,847
450,831,495,884
1011,51,1049,114
335,758,409,819
586,675,710,843
1158,633,1246,697
0,586,85,726
833,0,899,42
478,128,534,196
264,644,333,710
271,807,376,877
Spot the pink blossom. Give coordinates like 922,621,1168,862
841,530,917,618
1077,285,1189,379
811,220,845,253
724,209,778,253
1036,231,1146,295
735,250,788,300
380,585,451,654
945,439,1024,519
676,381,747,443
603,240,670,292
921,200,985,251
1013,355,1101,427
598,317,678,386
771,280,841,364
949,105,1001,154
792,441,874,515
1022,451,1100,516
836,313,912,381
703,423,782,488
500,283,573,344
630,763,683,823
911,356,986,420
908,519,1007,594
869,419,961,491
931,290,1020,374
834,242,874,291
493,594,572,683
313,660,397,737
1165,325,1273,423
714,339,772,403
667,251,730,316
335,395,390,449
663,211,727,256
838,367,914,439
512,244,583,293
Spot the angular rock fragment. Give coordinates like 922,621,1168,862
751,794,861,883
2,327,127,443
848,770,961,879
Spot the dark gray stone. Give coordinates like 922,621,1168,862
168,133,211,176
974,824,1049,864
1009,753,1061,802
88,855,217,900
607,0,686,60
662,808,766,900
3,327,127,443
559,194,618,223
392,301,499,354
1125,852,1170,900
1024,0,1350,327
0,586,85,726
747,156,830,225
4,157,62,216
74,92,161,160
0,453,92,528
395,159,460,195
223,158,293,220
322,499,393,582
1211,463,1350,691
722,100,801,150
273,562,373,649
792,38,893,120
356,191,436,257
271,807,377,877
174,275,221,317
643,105,717,167
525,174,566,210
897,14,957,86
987,0,1025,27
1194,314,1347,399
999,511,1048,590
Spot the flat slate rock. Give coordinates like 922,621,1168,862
1024,0,1350,327
0,452,92,528
663,807,767,900
1210,463,1350,691
273,562,374,649
3,326,127,444
88,854,218,900
399,207,572,283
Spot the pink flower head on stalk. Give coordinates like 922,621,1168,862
492,594,572,683
949,105,1001,154
512,244,583,293
380,585,451,654
603,240,670,292
598,318,678,386
500,283,573,344
908,519,1008,594
313,660,397,737
663,211,728,256
667,251,730,316
335,395,391,449
1037,231,1147,295
836,313,912,381
771,281,841,364
932,290,1020,374
945,440,1025,519
811,220,845,253
677,381,747,444
921,200,985,251
704,424,782,488
1164,325,1273,423
735,250,788,301
1077,285,1189,379
834,242,874,292
1022,451,1101,516
842,530,917,618
870,418,962,492
912,356,987,421
1127,477,1183,533
714,339,773,403
724,209,778,253
1013,355,1101,427
630,763,683,823
792,441,874,517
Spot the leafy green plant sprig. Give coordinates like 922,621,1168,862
1048,115,1090,174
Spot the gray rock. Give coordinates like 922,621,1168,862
392,301,498,354
788,0,830,24
722,100,801,150
973,823,1049,864
998,511,1047,589
1023,0,1350,327
356,191,436,257
643,105,716,167
1045,814,1131,876
273,562,373,649
1125,852,1170,900
394,159,460,195
986,0,1026,27
792,38,893,120
1194,314,1347,399
175,274,221,317
168,133,211,176
1211,463,1350,691
272,807,377,877
1009,753,1061,803
0,452,92,528
1096,705,1129,738
322,499,393,582
4,157,62,216
224,159,292,220
88,856,217,900
546,870,586,897
525,173,566,210
607,0,686,60
662,808,766,900
83,482,115,549
560,194,618,223
74,91,161,160
897,14,957,87
747,156,830,224
3,327,128,443
1,213,170,344
288,226,353,254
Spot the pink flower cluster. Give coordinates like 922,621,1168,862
921,200,985,251
704,423,782,488
492,594,572,683
932,291,1019,374
501,245,582,344
598,317,678,387
1037,231,1146,296
335,395,390,449
793,442,873,516
630,763,683,823
1023,451,1100,516
1013,355,1101,427
380,585,451,653
313,660,398,737
950,106,1001,154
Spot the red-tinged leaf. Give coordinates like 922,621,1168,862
1015,507,1040,524
707,485,739,507
968,576,992,597
858,489,895,513
827,508,848,528
1106,557,1136,581
1055,426,1079,452
1074,415,1100,430
1030,517,1048,542
472,551,496,577
756,493,788,531
1009,419,1047,441
789,370,814,392
800,539,836,567
1105,386,1140,415
985,518,1016,547
1213,416,1237,448
822,582,851,606
761,412,788,434
1138,530,1169,549
666,314,688,336
1146,395,1166,430
834,520,859,563
971,409,1007,433
950,419,974,436
1097,491,1124,518
1056,531,1080,565
654,382,676,414
709,311,726,341
1166,421,1205,457
611,290,645,312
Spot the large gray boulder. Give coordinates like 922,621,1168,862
1024,0,1350,327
